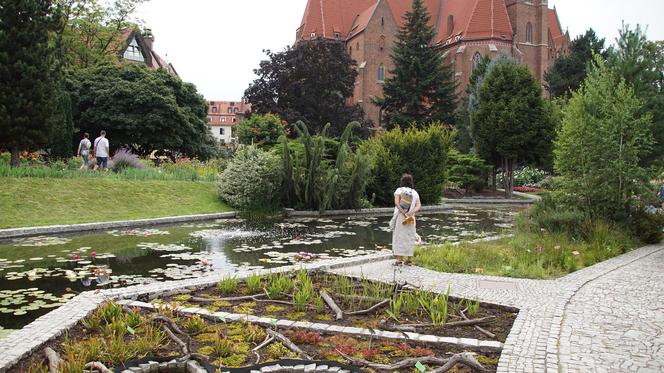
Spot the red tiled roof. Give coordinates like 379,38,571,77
548,8,565,49
299,0,515,45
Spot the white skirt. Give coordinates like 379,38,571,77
391,213,416,257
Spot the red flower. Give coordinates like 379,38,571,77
90,251,97,257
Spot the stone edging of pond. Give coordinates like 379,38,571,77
0,212,238,240
118,299,504,352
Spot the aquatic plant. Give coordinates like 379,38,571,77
182,314,207,334
217,275,239,295
466,297,481,317
245,272,262,293
386,293,404,322
265,273,294,299
418,287,450,326
402,291,421,316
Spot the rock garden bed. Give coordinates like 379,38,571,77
11,271,516,372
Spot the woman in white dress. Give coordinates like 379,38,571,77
390,174,421,266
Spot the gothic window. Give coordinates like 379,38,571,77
472,52,482,72
447,15,454,36
377,63,385,81
525,22,533,43
381,17,384,27
379,35,386,50
123,38,144,62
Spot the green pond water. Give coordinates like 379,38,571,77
0,206,517,330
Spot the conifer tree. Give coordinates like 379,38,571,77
375,0,456,128
0,0,58,166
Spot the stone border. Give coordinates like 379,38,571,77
118,299,503,351
0,212,238,239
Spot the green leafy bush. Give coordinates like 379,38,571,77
236,113,287,147
446,150,490,192
362,124,453,206
629,205,664,244
497,166,549,188
527,193,586,237
217,146,282,210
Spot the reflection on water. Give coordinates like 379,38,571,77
0,206,516,329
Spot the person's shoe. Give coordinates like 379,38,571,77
393,261,403,266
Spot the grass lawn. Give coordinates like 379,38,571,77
0,177,232,228
414,221,636,279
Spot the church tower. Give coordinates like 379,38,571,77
504,0,550,82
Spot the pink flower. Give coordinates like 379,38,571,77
90,251,97,258
71,254,81,260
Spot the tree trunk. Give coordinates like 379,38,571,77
10,146,20,168
491,166,497,192
505,159,515,199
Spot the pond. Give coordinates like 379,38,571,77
0,206,517,330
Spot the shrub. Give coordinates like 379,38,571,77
527,193,586,237
217,146,282,210
497,166,549,188
236,113,287,147
446,150,490,192
111,149,144,171
629,204,664,244
0,152,10,165
362,124,453,206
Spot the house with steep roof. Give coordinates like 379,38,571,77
118,28,178,76
207,100,252,145
297,0,569,125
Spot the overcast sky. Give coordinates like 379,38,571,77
137,0,664,101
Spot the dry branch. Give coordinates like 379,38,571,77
151,314,189,336
346,299,389,316
83,362,113,373
252,335,275,351
333,293,384,303
321,290,343,320
430,352,490,372
460,309,496,339
265,329,311,359
160,324,189,355
337,349,489,372
43,347,62,373
189,293,266,303
251,296,318,310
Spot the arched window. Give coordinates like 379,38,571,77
472,52,482,72
447,15,454,36
381,17,384,27
525,22,533,43
379,35,386,50
377,64,385,81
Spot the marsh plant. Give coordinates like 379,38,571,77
183,314,207,334
386,293,404,322
265,273,294,299
465,297,481,317
217,275,239,295
419,287,450,326
402,291,421,316
245,273,262,293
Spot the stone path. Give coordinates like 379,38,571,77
328,243,664,373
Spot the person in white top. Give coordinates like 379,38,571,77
92,130,110,171
389,173,422,266
76,132,91,170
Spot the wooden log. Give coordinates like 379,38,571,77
460,309,496,339
161,324,189,355
252,335,275,351
151,314,189,336
189,293,266,303
320,290,343,320
345,299,389,316
265,329,311,359
43,347,62,373
430,352,489,373
83,362,113,373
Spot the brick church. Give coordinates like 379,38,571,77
296,0,569,126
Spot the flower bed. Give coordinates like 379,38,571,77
11,271,515,372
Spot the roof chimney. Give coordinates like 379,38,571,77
143,28,154,50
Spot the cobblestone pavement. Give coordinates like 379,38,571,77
328,243,664,372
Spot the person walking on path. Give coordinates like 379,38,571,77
389,173,422,266
76,132,91,170
92,130,110,171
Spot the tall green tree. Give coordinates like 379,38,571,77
472,61,555,197
0,0,60,167
607,23,664,166
244,40,367,137
67,64,217,159
544,28,605,98
375,0,456,128
555,56,652,218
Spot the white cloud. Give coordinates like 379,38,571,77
138,0,663,101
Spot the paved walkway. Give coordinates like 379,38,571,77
328,243,664,373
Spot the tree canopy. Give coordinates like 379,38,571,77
555,56,652,218
375,0,456,128
607,23,664,166
244,40,367,137
544,28,605,98
0,0,60,166
67,64,217,159
472,61,555,197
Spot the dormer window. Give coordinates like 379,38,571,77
123,38,144,62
